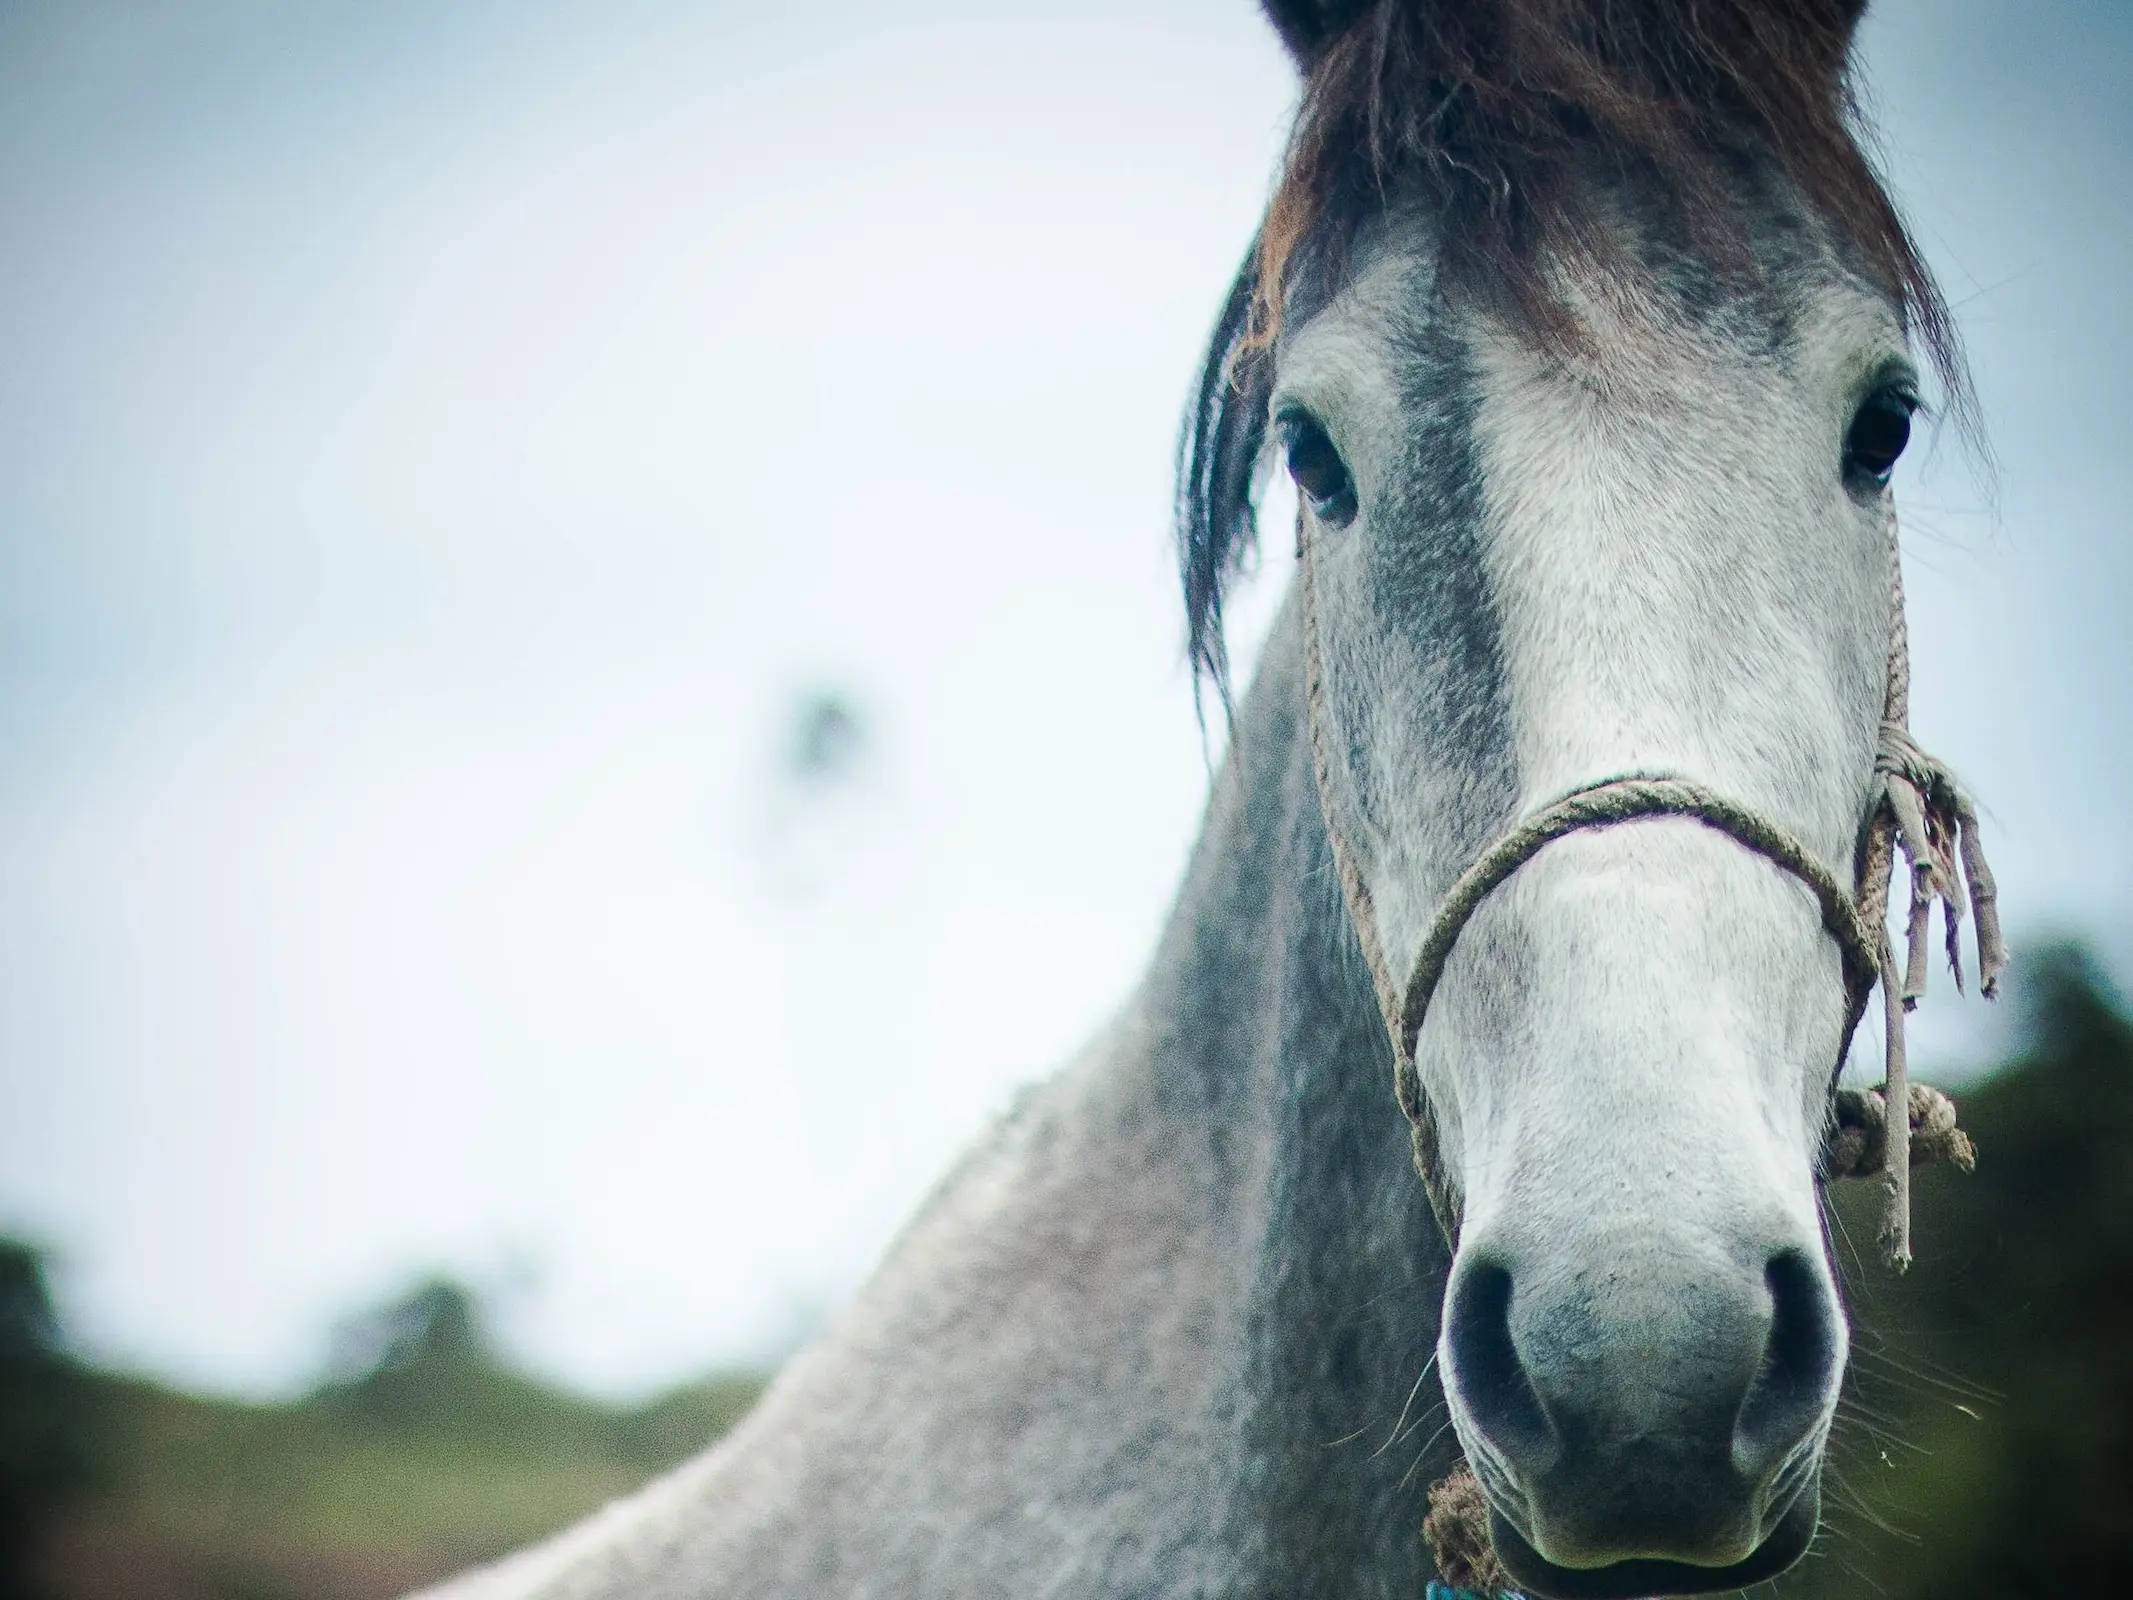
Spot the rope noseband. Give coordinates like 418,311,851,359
1296,502,2003,1265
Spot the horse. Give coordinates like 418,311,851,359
422,2,1999,1594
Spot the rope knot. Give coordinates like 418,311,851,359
1823,1080,1977,1181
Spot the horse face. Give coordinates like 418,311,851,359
1271,218,1914,1594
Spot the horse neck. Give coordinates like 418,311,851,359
1148,595,1455,1590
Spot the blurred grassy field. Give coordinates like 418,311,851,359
10,1277,765,1600
7,942,2129,1598
60,1377,765,1599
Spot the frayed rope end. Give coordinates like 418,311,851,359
1424,1463,1516,1598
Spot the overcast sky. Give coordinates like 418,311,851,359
0,0,2125,1399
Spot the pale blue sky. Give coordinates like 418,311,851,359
0,0,2125,1397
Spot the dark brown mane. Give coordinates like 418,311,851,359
1255,0,1957,385
1178,0,1971,699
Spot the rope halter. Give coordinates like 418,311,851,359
1296,501,2003,1271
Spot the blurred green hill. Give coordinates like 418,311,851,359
7,1268,763,1600
5,940,2129,1598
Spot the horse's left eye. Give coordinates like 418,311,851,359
1843,390,1915,488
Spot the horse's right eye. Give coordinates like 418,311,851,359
1280,414,1358,527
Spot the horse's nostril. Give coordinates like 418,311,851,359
1444,1258,1555,1472
1734,1249,1842,1477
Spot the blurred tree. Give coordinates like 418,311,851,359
787,691,865,785
0,1241,97,1600
319,1276,514,1430
327,1278,488,1383
761,687,879,900
1798,942,2133,1594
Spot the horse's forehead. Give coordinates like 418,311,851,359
1276,218,1907,425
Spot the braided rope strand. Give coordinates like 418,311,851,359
1297,522,1461,1239
1394,775,1881,1065
1862,510,2007,1264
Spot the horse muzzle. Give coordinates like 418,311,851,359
1440,1232,1844,1597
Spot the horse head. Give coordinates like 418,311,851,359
1184,2,1976,1591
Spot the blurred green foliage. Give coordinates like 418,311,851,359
17,1272,764,1600
5,940,2128,1597
1785,940,2133,1595
2,1238,101,1599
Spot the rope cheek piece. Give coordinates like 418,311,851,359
1295,500,2004,1596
